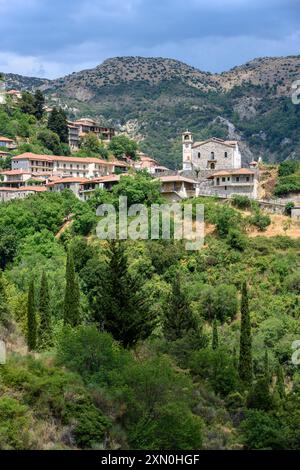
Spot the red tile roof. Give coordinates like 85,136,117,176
0,169,31,175
0,136,14,142
158,175,197,184
208,168,255,178
46,177,90,187
11,152,112,165
0,186,47,192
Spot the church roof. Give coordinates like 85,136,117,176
192,137,238,149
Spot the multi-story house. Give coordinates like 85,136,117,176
0,169,32,188
67,118,115,150
0,185,47,202
0,136,17,150
133,152,169,175
182,132,241,171
207,168,258,199
11,153,127,179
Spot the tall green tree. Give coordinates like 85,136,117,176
82,241,158,348
48,107,68,144
239,282,253,385
276,363,285,399
20,91,36,115
108,135,138,159
38,271,52,348
163,271,197,341
212,319,219,350
264,350,271,384
0,273,10,326
27,278,37,351
33,90,45,120
63,249,81,327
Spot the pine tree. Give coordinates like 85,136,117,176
63,249,80,327
87,241,158,348
48,107,68,143
38,271,52,348
239,282,253,384
34,90,45,120
163,271,197,341
212,318,219,350
27,279,37,351
276,362,285,399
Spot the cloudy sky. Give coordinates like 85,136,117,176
0,0,299,78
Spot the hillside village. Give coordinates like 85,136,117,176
2,62,300,451
0,85,299,223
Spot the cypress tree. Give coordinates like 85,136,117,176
0,273,10,326
264,350,271,384
63,249,80,327
212,318,219,350
27,278,37,351
239,282,253,385
34,90,45,120
39,271,52,348
163,271,197,341
276,362,285,399
48,107,68,143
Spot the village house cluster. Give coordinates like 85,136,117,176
67,118,116,151
0,125,259,203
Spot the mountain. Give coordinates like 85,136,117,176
3,55,300,168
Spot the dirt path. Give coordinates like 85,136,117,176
55,219,74,239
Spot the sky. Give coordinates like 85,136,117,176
0,0,299,79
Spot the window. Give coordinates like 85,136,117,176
77,164,79,169
70,164,73,169
185,134,189,140
222,177,226,182
198,152,201,159
227,177,230,181
63,164,66,169
210,162,215,170
211,152,215,160
236,177,240,182
224,152,228,158
246,176,250,182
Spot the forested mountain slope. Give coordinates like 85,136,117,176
4,55,300,169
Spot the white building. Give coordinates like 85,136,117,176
0,186,47,202
182,132,241,171
207,169,258,199
11,153,128,179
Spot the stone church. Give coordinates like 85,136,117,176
182,131,242,171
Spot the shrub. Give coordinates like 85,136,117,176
284,271,300,293
73,405,110,449
231,195,251,210
0,397,33,450
284,201,295,216
249,210,271,231
227,228,247,251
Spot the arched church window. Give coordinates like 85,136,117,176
224,152,228,158
211,152,215,160
198,152,201,159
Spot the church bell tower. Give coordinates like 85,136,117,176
182,130,193,171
